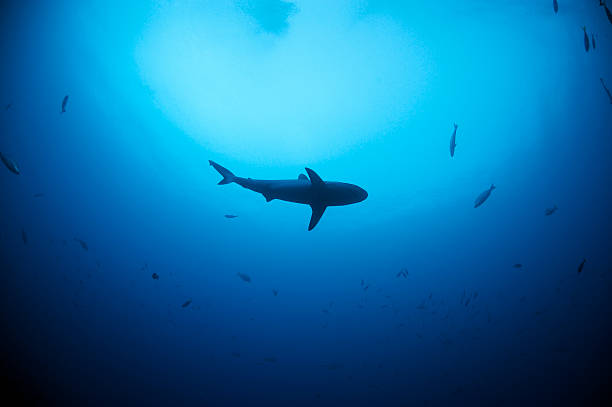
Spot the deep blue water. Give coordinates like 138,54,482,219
1,1,612,405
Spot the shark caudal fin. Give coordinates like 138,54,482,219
209,160,236,185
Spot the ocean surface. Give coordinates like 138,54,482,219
1,1,612,405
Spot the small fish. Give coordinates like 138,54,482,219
602,1,612,25
577,258,586,274
592,34,596,50
474,184,495,208
152,273,159,280
237,272,251,282
61,95,69,113
363,285,369,291
545,205,558,216
74,238,88,251
583,27,590,52
21,228,27,245
272,289,278,296
5,103,11,110
182,299,192,308
513,263,523,269
224,214,238,219
450,123,458,157
465,298,471,307
360,279,364,286
600,78,612,104
33,193,45,198
323,363,343,370
553,0,558,13
0,152,20,175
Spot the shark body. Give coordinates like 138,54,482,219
209,160,367,230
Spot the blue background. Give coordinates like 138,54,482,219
1,1,611,405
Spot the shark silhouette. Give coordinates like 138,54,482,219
210,161,367,230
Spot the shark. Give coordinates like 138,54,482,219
209,160,368,230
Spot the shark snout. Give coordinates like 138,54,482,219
355,186,368,203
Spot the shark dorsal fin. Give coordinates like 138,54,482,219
298,174,309,181
308,204,327,231
305,168,324,186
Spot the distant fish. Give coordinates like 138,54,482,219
450,123,458,157
600,78,612,104
591,34,596,50
151,273,159,280
237,272,251,282
5,103,11,110
224,214,238,219
360,279,364,287
363,285,369,291
513,263,523,269
577,258,586,274
33,193,45,198
182,299,192,308
61,95,69,113
583,27,590,52
272,289,278,296
545,205,558,216
396,269,408,278
21,228,27,245
74,238,88,251
0,152,20,175
474,184,495,208
553,0,558,13
602,1,612,24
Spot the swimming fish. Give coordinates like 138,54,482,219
577,258,586,274
272,289,278,296
210,160,367,231
553,0,558,13
583,27,590,52
74,238,88,251
5,103,11,110
600,78,612,104
474,184,495,208
0,152,20,174
602,1,612,24
21,228,27,245
152,273,159,280
182,299,192,308
450,123,458,157
513,264,523,269
61,95,69,113
545,205,558,216
591,34,596,50
237,272,251,282
33,193,45,198
224,214,238,218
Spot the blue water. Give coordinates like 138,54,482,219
1,1,612,405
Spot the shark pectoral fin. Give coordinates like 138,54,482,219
305,168,324,186
308,205,327,231
298,174,309,181
263,193,274,202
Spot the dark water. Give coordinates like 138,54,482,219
1,1,612,406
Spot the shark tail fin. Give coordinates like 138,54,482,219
209,160,236,185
